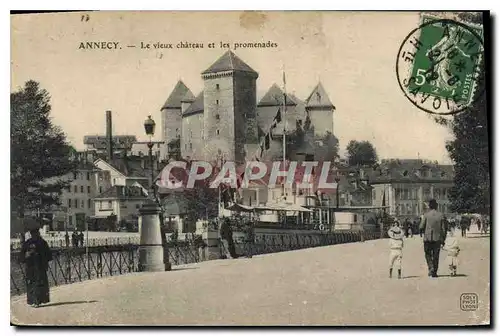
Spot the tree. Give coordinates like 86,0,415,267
346,140,378,167
445,94,489,214
314,131,339,162
11,81,77,240
433,12,489,214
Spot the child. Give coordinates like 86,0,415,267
443,229,460,276
388,222,404,279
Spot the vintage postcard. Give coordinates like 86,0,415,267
10,11,490,326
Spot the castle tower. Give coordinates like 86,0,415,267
304,82,335,136
160,80,194,160
201,51,259,164
181,91,204,160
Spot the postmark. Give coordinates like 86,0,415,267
396,15,485,115
460,293,479,311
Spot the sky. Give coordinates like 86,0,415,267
11,11,454,163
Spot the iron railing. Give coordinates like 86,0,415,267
11,230,380,297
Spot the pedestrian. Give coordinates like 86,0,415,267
219,217,238,259
460,216,469,238
420,199,447,278
402,219,409,238
476,217,482,233
19,224,53,308
443,228,460,277
243,219,255,258
64,232,70,248
79,231,85,246
388,222,404,279
71,231,78,247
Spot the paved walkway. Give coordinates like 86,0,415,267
11,229,490,326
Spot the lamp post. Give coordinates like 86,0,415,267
137,115,170,272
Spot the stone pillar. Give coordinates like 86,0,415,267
138,200,167,272
202,229,221,260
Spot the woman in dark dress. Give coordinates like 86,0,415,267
19,228,53,308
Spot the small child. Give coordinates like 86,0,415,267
443,229,460,276
388,222,404,279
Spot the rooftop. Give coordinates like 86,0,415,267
305,82,335,109
183,92,204,117
202,50,258,75
258,83,297,107
161,80,195,110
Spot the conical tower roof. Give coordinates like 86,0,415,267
305,82,335,109
183,91,204,117
257,83,297,107
161,80,194,110
202,50,258,75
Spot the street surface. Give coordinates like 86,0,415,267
11,228,490,326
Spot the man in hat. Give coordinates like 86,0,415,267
19,218,53,308
420,199,448,277
388,222,405,279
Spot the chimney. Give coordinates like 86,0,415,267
106,110,113,162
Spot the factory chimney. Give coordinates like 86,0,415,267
106,110,113,162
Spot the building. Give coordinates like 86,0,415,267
93,185,148,229
369,159,454,219
52,151,109,231
160,50,336,163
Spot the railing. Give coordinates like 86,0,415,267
10,241,200,297
10,237,141,251
226,230,380,257
11,230,381,297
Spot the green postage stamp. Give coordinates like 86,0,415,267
397,14,484,115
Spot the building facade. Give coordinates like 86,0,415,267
370,159,454,220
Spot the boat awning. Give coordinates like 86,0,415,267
225,203,255,213
256,203,312,212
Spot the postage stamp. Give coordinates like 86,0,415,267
396,15,485,115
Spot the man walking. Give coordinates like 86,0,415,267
460,215,469,238
420,199,447,278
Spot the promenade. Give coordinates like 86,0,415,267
11,229,490,326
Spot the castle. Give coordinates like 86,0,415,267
160,50,336,164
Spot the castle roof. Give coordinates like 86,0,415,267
305,82,335,109
202,50,258,75
161,80,194,110
183,91,204,117
257,83,297,107
180,90,196,103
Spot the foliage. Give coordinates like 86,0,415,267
433,12,489,214
286,115,339,161
11,81,77,234
445,94,489,214
345,140,378,167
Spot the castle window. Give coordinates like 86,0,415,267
216,129,220,135
216,84,220,90
216,114,220,120
216,99,219,105
316,92,321,102
189,143,193,150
